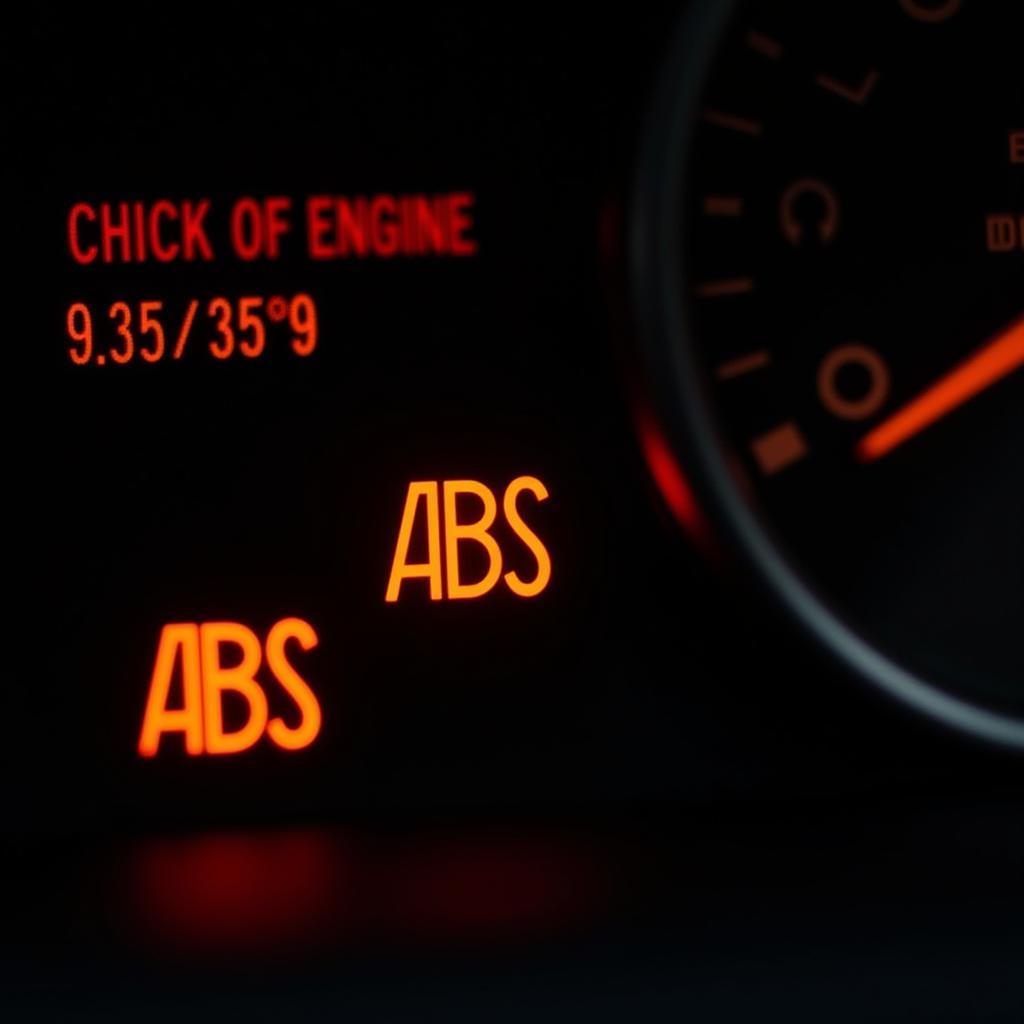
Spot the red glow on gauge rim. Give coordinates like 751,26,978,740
637,412,710,547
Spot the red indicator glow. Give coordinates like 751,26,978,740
385,477,552,602
124,828,608,959
636,413,710,547
138,617,321,758
126,831,340,957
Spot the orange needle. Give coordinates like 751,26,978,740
856,314,1024,462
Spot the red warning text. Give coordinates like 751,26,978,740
69,200,215,265
306,192,477,259
138,618,321,758
385,477,552,602
68,193,478,264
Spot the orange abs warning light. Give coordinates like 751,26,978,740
385,476,552,602
138,618,321,758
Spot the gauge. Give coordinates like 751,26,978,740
635,1,1024,744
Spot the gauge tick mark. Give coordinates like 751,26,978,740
751,422,809,476
694,278,754,299
746,31,783,60
702,110,763,137
716,351,771,380
703,196,745,217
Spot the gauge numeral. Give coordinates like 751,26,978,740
815,69,880,107
818,345,891,421
986,215,1024,253
780,180,840,246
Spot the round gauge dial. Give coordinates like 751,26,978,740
636,1,1024,743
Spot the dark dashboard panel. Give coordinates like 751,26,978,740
5,3,1023,1019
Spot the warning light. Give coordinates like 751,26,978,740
138,617,321,758
385,476,552,602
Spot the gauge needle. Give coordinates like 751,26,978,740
856,314,1024,463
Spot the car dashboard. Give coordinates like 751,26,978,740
5,3,1024,1019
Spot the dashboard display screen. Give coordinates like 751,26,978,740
15,12,673,831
